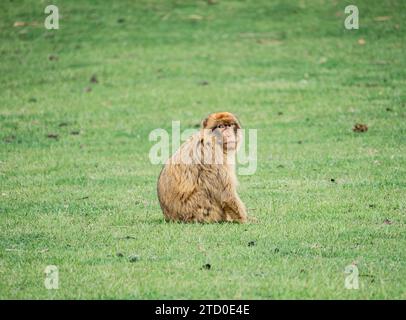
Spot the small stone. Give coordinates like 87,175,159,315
48,54,58,61
90,74,98,84
3,135,16,143
128,255,140,262
353,123,368,132
46,134,58,139
202,263,211,270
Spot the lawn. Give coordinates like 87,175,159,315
0,0,405,299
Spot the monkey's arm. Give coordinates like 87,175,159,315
206,164,247,223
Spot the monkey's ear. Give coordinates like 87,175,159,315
201,117,209,129
234,115,242,129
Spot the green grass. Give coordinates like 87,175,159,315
1,0,405,299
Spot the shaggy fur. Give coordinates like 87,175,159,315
157,112,247,223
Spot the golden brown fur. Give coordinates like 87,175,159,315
157,112,247,223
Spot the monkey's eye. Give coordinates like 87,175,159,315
217,124,225,129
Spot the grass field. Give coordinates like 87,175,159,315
1,0,405,299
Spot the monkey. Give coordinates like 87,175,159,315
157,112,247,223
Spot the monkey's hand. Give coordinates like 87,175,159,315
222,195,247,223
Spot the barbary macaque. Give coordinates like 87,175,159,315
157,112,247,223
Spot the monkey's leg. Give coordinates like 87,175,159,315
191,199,225,223
171,189,224,223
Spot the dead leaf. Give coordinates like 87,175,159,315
13,21,27,27
353,123,368,132
90,74,98,84
188,14,203,21
14,21,41,27
319,57,328,64
374,16,391,22
161,13,171,21
358,38,366,45
46,134,59,139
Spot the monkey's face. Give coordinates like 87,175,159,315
202,112,242,154
212,123,238,151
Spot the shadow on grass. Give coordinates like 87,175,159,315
133,217,257,226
